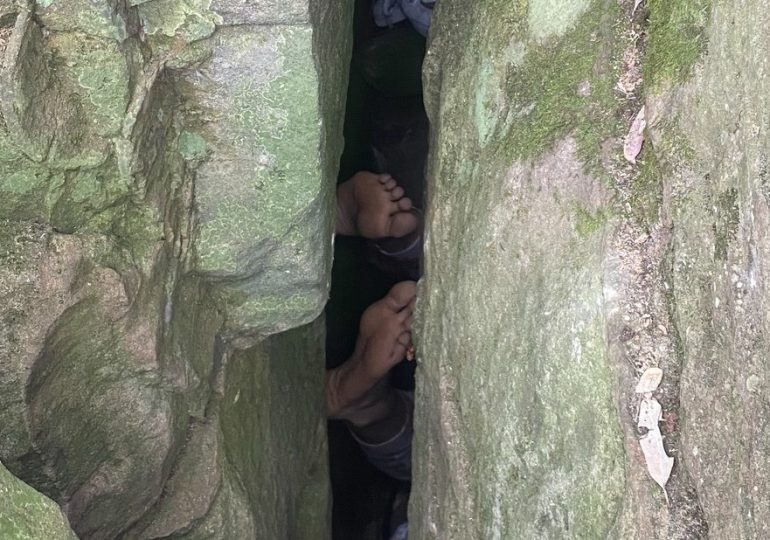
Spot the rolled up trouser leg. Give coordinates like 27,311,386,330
348,390,413,481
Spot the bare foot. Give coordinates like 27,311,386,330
326,281,416,417
357,280,416,379
336,171,420,239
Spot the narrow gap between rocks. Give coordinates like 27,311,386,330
325,1,429,538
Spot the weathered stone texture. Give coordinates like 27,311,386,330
0,0,350,537
185,24,334,340
166,0,350,343
0,460,77,540
210,0,309,25
416,0,770,537
219,321,330,540
653,0,770,536
415,3,626,538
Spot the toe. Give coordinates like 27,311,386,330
395,197,413,212
390,186,405,200
386,281,417,311
388,333,412,365
377,174,393,185
403,313,414,329
383,177,397,190
395,306,411,324
389,210,420,238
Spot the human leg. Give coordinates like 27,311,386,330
325,281,416,481
325,280,416,418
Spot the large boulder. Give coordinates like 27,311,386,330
183,22,336,341
0,0,350,537
415,0,770,537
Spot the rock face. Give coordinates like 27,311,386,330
4,0,768,537
415,0,770,537
0,460,77,540
0,0,349,538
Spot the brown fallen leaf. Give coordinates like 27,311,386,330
637,396,662,430
637,396,674,499
623,106,646,164
635,367,663,394
639,429,674,495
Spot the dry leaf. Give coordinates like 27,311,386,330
635,367,663,394
638,396,674,496
637,396,662,430
639,428,674,492
623,106,646,164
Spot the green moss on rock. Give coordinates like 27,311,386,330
644,0,711,90
178,130,207,160
47,32,130,140
2,2,347,539
416,1,627,537
194,26,323,274
50,158,132,233
138,0,222,43
425,0,623,202
0,461,77,540
73,41,130,135
574,204,610,238
0,162,52,221
37,0,123,41
187,7,352,337
501,3,622,165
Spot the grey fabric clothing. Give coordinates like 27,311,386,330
350,390,414,481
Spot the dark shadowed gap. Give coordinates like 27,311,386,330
325,1,428,538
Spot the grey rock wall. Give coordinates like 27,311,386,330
5,0,766,537
0,460,77,539
0,0,350,537
415,0,770,537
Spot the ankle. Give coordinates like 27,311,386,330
347,389,409,444
341,380,399,426
325,353,379,418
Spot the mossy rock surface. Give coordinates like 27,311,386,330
0,461,77,540
414,2,626,537
0,0,348,537
415,0,770,537
186,1,352,340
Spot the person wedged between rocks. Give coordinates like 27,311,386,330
328,171,421,482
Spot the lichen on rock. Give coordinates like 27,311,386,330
0,0,351,537
415,0,770,537
0,461,77,540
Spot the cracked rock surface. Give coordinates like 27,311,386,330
415,0,769,537
0,0,350,537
